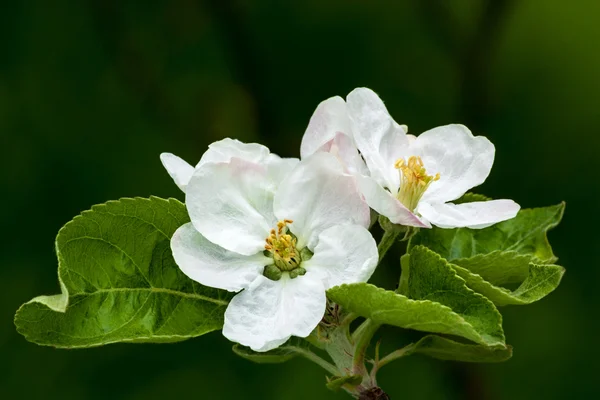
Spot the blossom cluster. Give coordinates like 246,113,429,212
160,87,520,352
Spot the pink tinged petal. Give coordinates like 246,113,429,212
417,200,521,229
412,124,495,204
346,87,409,192
196,138,271,168
265,154,300,188
302,225,378,290
356,175,430,228
300,96,352,158
318,132,369,176
222,275,326,352
160,153,195,192
274,153,371,250
171,223,269,292
186,158,277,256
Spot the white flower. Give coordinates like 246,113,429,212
302,88,520,229
170,151,377,352
300,96,368,176
160,138,299,192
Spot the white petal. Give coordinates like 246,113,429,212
196,138,271,168
171,223,269,292
417,200,521,229
411,124,495,203
346,87,409,192
223,275,326,352
274,153,371,250
160,153,195,192
356,175,430,228
265,154,300,188
318,132,369,176
186,158,276,256
300,96,352,158
303,225,378,289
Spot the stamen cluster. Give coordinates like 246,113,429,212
394,156,440,211
265,220,302,272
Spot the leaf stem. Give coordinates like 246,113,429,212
376,343,415,370
291,346,340,376
352,319,381,372
304,332,326,350
340,312,359,327
377,226,403,263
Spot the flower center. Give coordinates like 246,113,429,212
264,220,307,280
394,156,440,211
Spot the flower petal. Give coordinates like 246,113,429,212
318,132,369,176
186,158,276,256
171,223,269,292
265,154,300,188
411,124,495,203
160,153,195,192
223,274,326,352
300,96,352,158
356,175,430,228
274,152,370,250
196,138,270,168
346,87,409,191
417,200,521,229
303,224,378,289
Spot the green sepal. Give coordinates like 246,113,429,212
289,266,306,279
15,197,231,348
326,375,363,392
263,264,282,281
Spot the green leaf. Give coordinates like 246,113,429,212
328,284,501,346
454,192,491,204
326,375,363,392
409,203,565,263
401,246,505,346
451,263,565,306
232,344,299,364
329,248,505,347
407,335,512,363
15,197,231,348
452,250,533,286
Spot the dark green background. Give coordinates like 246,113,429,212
2,1,598,399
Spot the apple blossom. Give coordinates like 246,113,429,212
302,88,520,229
170,151,377,352
160,138,298,192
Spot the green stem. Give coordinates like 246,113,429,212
377,227,403,263
352,319,382,372
304,332,326,350
340,312,359,327
375,343,415,370
291,346,340,376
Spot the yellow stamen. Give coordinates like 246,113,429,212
394,156,440,211
265,220,300,271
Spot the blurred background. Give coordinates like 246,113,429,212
1,0,598,399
